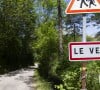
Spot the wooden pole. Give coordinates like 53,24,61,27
81,62,87,90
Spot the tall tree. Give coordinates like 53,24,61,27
57,0,63,57
0,0,36,71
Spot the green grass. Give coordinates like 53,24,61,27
34,70,53,90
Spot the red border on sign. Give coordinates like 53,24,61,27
69,42,100,61
65,0,100,14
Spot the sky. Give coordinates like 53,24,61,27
86,22,100,37
64,0,100,37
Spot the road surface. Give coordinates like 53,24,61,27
0,65,38,90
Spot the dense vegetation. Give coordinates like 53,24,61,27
0,0,100,90
0,0,36,72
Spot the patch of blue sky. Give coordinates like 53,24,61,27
86,22,100,37
64,0,70,4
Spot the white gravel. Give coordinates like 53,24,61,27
0,66,36,90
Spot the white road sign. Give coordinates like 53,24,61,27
69,42,100,61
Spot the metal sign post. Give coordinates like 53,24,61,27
81,17,87,90
65,0,100,90
82,17,86,42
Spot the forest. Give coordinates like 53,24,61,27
0,0,100,90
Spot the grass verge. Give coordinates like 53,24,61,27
34,70,53,90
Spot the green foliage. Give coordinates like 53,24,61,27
0,0,100,89
94,13,100,23
95,31,100,41
33,1,100,90
87,36,96,41
55,63,81,90
33,21,59,79
0,0,36,72
34,70,53,90
34,1,100,89
87,61,100,90
41,0,57,9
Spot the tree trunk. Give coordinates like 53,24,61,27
57,0,63,57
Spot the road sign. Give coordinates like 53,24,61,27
69,42,100,61
65,0,100,14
